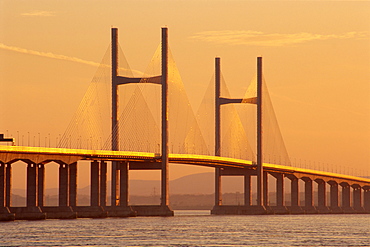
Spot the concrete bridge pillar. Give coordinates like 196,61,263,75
263,171,268,208
270,172,288,214
364,186,370,212
328,180,340,212
275,173,284,207
289,176,299,206
0,162,5,207
90,160,100,206
244,173,251,206
59,163,69,207
5,163,11,207
340,182,351,210
352,184,363,211
112,163,120,206
100,161,107,207
302,177,316,213
69,162,77,207
37,164,45,207
286,175,302,213
119,161,129,207
0,162,14,221
215,168,222,206
315,179,330,213
27,162,38,207
22,161,45,219
291,177,299,207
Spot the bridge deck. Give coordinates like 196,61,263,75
0,145,369,186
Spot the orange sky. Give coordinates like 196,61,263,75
0,1,369,189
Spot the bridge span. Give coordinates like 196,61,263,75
2,27,369,221
1,145,369,220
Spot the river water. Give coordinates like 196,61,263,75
0,211,369,246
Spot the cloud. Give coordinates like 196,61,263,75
190,30,370,47
0,43,144,76
21,11,56,17
0,43,101,67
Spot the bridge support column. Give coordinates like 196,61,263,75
302,177,316,213
276,174,284,207
256,57,263,208
37,164,45,207
270,172,288,214
315,179,329,213
18,162,45,220
42,163,75,219
90,160,100,207
119,161,129,207
157,27,172,216
364,186,370,213
0,162,14,221
73,161,106,218
291,178,299,207
214,56,222,209
244,173,251,206
69,162,77,207
0,162,5,207
112,163,119,206
328,181,340,213
215,168,222,206
287,175,302,213
352,184,363,212
340,182,351,212
5,163,11,207
59,163,69,207
263,171,268,209
27,162,38,208
107,161,135,217
100,161,107,207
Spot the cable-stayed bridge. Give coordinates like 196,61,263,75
0,28,369,220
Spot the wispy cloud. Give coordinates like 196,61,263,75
0,43,101,67
21,11,56,17
0,43,144,76
190,30,370,47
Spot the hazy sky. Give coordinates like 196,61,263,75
0,1,369,189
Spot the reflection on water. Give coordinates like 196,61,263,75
0,212,369,246
174,210,211,216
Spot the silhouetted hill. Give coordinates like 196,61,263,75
11,171,282,197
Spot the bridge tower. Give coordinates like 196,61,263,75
110,27,172,216
212,57,266,214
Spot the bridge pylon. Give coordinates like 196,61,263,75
109,27,173,216
212,57,267,215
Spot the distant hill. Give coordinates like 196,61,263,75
10,172,316,208
11,172,283,197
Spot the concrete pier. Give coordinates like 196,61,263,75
90,160,100,207
6,163,11,207
37,163,45,207
69,162,77,207
59,163,69,207
302,177,317,213
100,161,107,207
352,184,364,212
364,186,370,212
341,182,352,212
328,180,342,213
244,173,251,206
23,162,45,220
1,156,369,220
271,173,289,214
0,162,15,221
316,179,330,213
0,162,6,207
